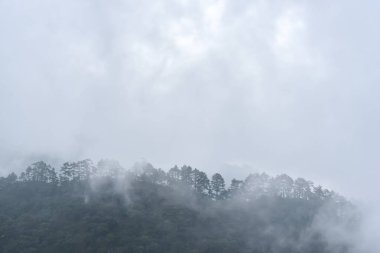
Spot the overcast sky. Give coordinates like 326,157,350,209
1,0,380,201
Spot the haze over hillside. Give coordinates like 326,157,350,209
0,160,358,253
1,0,380,251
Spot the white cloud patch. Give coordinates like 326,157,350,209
0,1,379,213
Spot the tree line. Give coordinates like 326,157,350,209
0,159,356,253
1,159,345,204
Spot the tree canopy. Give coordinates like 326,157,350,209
0,160,358,253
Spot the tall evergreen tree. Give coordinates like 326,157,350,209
228,178,243,197
20,161,57,184
180,165,193,185
168,165,181,184
211,173,226,200
192,169,210,195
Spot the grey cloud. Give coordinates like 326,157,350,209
0,0,379,208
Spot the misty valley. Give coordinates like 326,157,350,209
0,160,358,253
2,0,379,252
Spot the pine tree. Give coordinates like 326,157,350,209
211,173,226,200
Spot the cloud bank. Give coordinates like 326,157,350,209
1,0,380,207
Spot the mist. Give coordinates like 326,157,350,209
1,0,380,251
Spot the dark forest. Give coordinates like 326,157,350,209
0,160,357,253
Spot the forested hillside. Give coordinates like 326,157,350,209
0,160,357,253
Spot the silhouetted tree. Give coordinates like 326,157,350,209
272,174,294,198
59,159,95,183
168,165,181,184
211,173,226,200
180,165,193,186
20,161,57,184
96,159,123,178
6,172,17,183
192,169,210,195
228,178,243,197
244,173,270,198
294,178,312,199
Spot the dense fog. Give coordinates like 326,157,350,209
1,0,379,251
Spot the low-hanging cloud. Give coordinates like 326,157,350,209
1,0,380,229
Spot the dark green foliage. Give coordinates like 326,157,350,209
19,161,57,184
228,178,243,198
60,159,95,184
211,173,226,200
192,169,210,196
0,160,358,253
